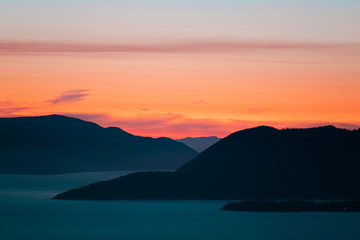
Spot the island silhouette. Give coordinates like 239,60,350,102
0,115,197,174
221,200,360,212
53,125,360,200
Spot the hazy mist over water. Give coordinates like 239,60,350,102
0,172,359,240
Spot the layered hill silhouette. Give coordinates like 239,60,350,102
176,136,221,153
0,115,197,174
54,125,360,200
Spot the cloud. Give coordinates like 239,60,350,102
5,110,360,138
0,107,30,116
111,114,360,139
48,89,89,105
1,40,358,55
62,112,360,139
0,101,30,117
62,112,229,138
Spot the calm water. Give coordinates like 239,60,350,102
0,172,359,240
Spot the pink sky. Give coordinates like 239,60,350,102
1,1,360,138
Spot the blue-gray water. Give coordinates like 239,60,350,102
0,172,359,240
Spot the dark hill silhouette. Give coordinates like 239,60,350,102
0,115,197,174
53,125,360,200
176,136,221,152
221,200,360,212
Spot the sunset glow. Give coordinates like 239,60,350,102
1,1,360,138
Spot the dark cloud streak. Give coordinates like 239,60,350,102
0,107,29,116
0,101,31,117
1,40,358,55
48,89,89,105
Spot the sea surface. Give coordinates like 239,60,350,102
0,172,359,240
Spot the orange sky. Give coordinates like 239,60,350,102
1,1,360,138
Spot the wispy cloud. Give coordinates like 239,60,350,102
0,107,29,116
66,112,229,138
1,40,358,55
0,101,30,117
63,112,360,139
48,89,89,105
2,108,359,138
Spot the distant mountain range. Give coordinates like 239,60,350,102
176,136,221,152
0,115,197,174
54,125,360,200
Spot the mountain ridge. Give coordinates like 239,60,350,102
53,125,360,200
0,115,197,174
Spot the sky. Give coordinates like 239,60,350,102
1,0,360,138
